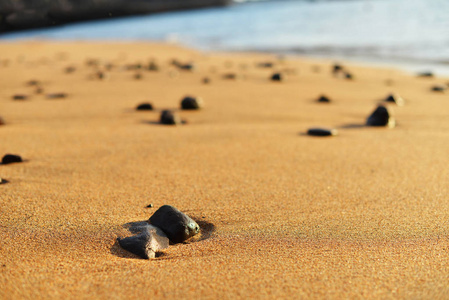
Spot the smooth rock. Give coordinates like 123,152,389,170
181,96,203,110
366,105,395,128
317,95,331,103
149,205,200,244
431,85,446,92
384,93,404,106
136,103,153,111
46,93,67,99
12,94,28,101
307,128,338,137
118,224,169,259
160,110,182,125
2,154,23,164
271,73,283,81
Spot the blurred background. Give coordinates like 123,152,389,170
1,0,448,74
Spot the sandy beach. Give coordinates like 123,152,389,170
1,41,449,299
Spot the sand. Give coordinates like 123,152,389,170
1,41,449,299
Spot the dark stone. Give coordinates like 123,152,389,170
95,71,106,80
147,61,159,71
366,105,395,127
317,95,331,103
384,93,404,106
136,103,153,111
271,73,283,81
417,72,434,78
149,205,200,244
257,62,274,68
181,96,203,110
332,63,343,74
46,93,67,99
160,110,182,125
172,60,195,71
202,77,210,84
26,80,40,86
64,66,76,74
344,72,354,80
307,128,338,137
133,73,143,80
146,204,153,208
2,154,23,165
117,225,169,259
222,73,239,80
431,85,446,92
12,94,28,101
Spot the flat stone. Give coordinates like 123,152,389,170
307,128,338,137
366,105,395,128
2,154,23,165
431,85,446,92
149,205,200,244
317,95,331,103
181,96,203,110
384,93,404,106
271,73,283,81
12,94,28,100
46,93,67,99
118,224,169,259
160,110,182,125
136,103,153,111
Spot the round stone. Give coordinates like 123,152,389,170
149,205,200,244
136,103,153,111
271,73,283,81
307,128,338,137
366,105,395,128
160,110,182,125
180,96,203,110
2,154,23,165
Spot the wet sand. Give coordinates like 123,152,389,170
1,41,449,299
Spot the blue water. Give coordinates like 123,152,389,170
2,0,449,74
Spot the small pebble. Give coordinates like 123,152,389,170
134,73,143,80
136,103,154,111
147,61,159,71
317,95,331,103
417,72,434,78
366,105,395,128
146,204,153,208
271,73,283,81
160,110,182,125
26,80,40,86
12,94,28,101
2,154,23,165
384,93,404,106
257,62,274,68
46,93,67,99
202,77,211,84
64,66,76,74
35,87,44,94
222,73,239,80
431,85,446,92
344,72,354,80
149,205,200,244
181,96,203,110
307,128,338,137
332,63,343,75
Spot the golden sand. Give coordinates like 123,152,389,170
1,41,449,299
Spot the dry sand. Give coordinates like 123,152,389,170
1,41,449,299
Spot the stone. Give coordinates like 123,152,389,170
317,95,331,103
222,73,239,80
344,72,354,80
12,94,28,100
0,116,5,125
431,85,446,92
46,93,67,99
202,77,211,84
2,154,23,165
64,66,76,74
147,61,159,71
26,80,40,86
181,96,203,110
307,128,338,137
257,62,274,68
160,110,182,125
136,103,153,111
332,63,343,75
149,205,200,244
146,204,153,208
271,73,283,81
133,73,143,80
417,71,434,78
117,224,169,259
366,105,395,128
384,93,404,106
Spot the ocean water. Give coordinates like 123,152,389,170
2,0,449,74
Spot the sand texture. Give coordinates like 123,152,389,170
1,41,449,299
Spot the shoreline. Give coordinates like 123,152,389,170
1,40,449,298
